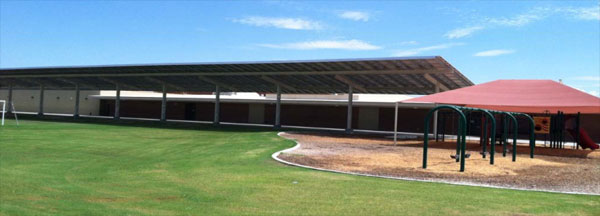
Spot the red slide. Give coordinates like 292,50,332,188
567,128,599,150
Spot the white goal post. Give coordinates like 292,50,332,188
0,100,18,126
0,100,5,126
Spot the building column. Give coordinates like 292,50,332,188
275,84,281,129
74,84,80,118
161,83,167,122
213,85,220,125
346,85,353,133
114,84,120,120
38,85,44,116
7,84,13,114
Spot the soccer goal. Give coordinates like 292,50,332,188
0,100,19,126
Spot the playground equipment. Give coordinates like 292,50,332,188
542,111,598,150
423,105,535,172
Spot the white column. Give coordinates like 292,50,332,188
213,85,220,125
38,85,44,116
74,84,80,118
161,83,167,122
346,85,353,133
275,84,281,128
394,102,398,145
114,84,120,120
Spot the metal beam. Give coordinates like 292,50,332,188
98,77,141,91
0,69,450,78
334,75,367,92
261,76,296,92
423,74,449,92
198,76,237,92
144,77,186,92
213,85,220,125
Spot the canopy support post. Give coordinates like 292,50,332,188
114,84,120,120
38,84,44,116
74,84,80,118
275,84,281,129
214,85,220,125
346,85,353,133
7,84,13,114
394,102,398,145
161,83,167,122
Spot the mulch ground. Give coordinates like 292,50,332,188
278,132,600,194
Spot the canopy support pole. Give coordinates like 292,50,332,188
275,84,281,129
394,102,398,145
74,84,80,118
433,84,440,139
114,84,120,120
38,85,44,116
161,83,167,122
7,84,13,114
346,85,353,133
214,85,220,125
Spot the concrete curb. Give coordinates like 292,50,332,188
272,132,599,196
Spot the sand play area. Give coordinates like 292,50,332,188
277,132,600,194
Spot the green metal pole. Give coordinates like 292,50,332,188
504,113,518,162
423,105,466,171
482,115,488,158
502,116,508,157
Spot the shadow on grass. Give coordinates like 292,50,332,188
7,114,362,135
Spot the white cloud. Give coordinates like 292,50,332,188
444,5,599,38
560,5,600,20
399,41,419,45
570,76,600,81
474,49,515,57
338,11,370,21
259,39,381,50
393,43,464,56
444,26,484,39
233,16,322,30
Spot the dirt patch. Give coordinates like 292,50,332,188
278,132,600,194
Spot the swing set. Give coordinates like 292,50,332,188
422,105,535,172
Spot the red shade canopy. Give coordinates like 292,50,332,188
404,80,600,114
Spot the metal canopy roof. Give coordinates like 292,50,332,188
0,56,473,94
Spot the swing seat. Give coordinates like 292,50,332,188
450,153,471,159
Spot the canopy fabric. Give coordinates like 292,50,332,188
404,80,600,114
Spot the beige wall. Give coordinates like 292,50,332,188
0,90,101,115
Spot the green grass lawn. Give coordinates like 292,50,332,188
1,119,599,215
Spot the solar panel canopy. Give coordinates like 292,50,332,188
0,56,473,94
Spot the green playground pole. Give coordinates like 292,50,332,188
505,113,518,162
423,105,466,171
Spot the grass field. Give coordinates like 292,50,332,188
1,119,599,215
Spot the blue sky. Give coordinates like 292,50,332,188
1,1,599,95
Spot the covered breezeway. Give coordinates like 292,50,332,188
0,56,473,132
